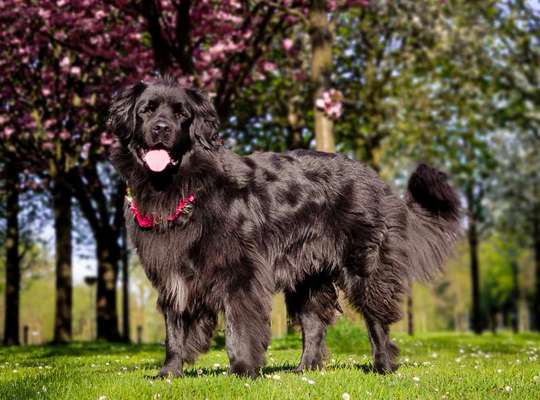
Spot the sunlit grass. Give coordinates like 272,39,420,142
0,321,539,399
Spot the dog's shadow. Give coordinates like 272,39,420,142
145,364,297,379
145,361,401,379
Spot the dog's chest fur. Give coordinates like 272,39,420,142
127,212,203,314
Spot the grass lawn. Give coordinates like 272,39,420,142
1,322,539,399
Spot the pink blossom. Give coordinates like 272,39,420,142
202,52,212,63
4,127,14,138
327,0,337,11
54,31,67,41
59,130,71,140
283,38,294,52
216,11,243,25
70,66,81,76
230,0,242,8
90,36,101,46
178,75,195,86
262,61,277,73
208,42,226,56
316,89,344,119
42,87,51,96
27,119,37,130
200,67,222,86
327,103,342,119
42,142,55,151
38,8,51,20
253,71,265,81
59,56,70,69
81,142,91,159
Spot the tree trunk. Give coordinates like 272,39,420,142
466,187,482,334
96,229,121,341
121,222,130,342
490,313,497,334
142,0,173,73
3,159,21,345
511,259,519,333
52,176,73,343
533,211,540,331
67,168,124,342
407,290,414,336
310,0,335,153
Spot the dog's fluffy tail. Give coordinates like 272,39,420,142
405,163,462,281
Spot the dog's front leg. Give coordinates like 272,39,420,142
224,289,272,378
157,308,217,378
157,310,184,378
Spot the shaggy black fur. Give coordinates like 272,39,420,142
108,77,461,378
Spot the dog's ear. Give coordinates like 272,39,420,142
107,81,147,141
185,88,221,150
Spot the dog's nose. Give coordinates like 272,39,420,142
152,121,172,135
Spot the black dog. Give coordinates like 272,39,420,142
108,77,461,378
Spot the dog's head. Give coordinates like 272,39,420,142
108,78,220,174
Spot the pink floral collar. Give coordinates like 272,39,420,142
126,188,195,229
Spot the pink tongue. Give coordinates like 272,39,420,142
143,150,171,172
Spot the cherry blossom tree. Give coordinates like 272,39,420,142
0,0,149,341
125,1,367,124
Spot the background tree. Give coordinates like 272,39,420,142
386,1,500,334
0,0,151,341
310,0,336,152
491,0,540,330
1,156,21,345
0,146,49,344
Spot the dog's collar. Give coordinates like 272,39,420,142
126,188,195,229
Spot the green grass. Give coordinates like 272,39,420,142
1,322,539,399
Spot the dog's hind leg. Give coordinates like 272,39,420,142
364,314,400,373
285,278,339,372
179,309,217,364
345,271,404,373
158,309,217,378
224,287,272,378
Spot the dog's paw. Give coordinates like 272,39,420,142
372,352,398,374
155,367,183,379
230,361,259,379
293,359,324,373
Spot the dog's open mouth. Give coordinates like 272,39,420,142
142,149,178,172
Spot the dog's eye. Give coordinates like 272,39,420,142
172,104,188,119
140,101,157,114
